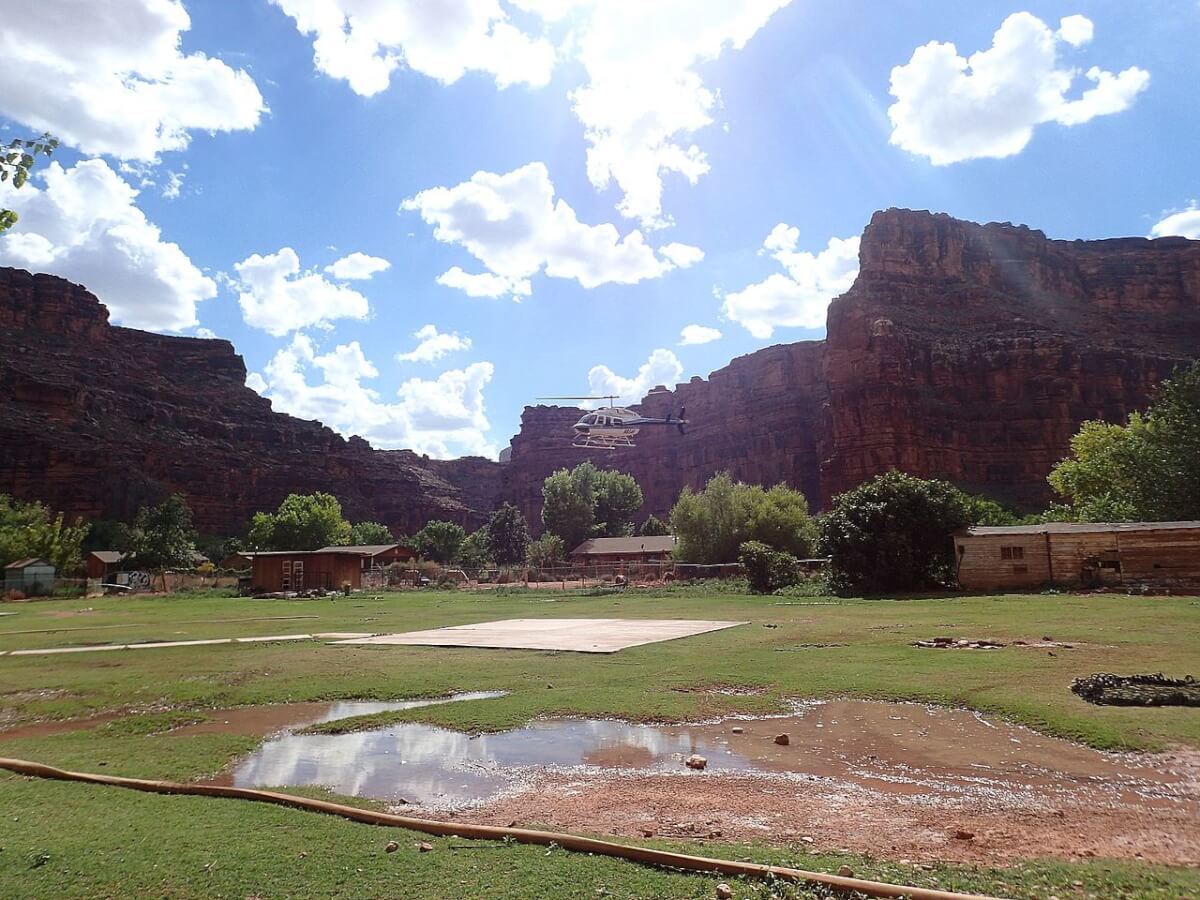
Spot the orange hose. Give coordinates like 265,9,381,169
0,757,1003,900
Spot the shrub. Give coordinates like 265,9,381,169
820,471,971,593
738,540,802,594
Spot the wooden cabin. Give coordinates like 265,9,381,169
246,543,415,593
570,535,676,565
954,522,1200,591
4,558,56,595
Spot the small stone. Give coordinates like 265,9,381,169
953,829,975,841
686,754,708,770
774,733,790,746
715,883,733,899
801,836,814,844
385,841,399,853
731,726,744,734
640,828,655,838
837,865,854,877
416,842,433,852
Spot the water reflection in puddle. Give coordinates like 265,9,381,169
217,699,1188,810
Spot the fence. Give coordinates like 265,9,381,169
359,560,745,592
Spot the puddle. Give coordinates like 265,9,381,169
212,699,1192,811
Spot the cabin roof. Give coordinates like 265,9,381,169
958,521,1200,537
571,535,677,555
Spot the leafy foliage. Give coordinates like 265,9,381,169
118,494,199,575
484,502,530,565
738,540,802,593
526,533,565,568
638,514,670,536
0,494,88,572
1048,362,1200,521
457,528,494,569
247,493,351,551
412,520,466,564
670,473,817,564
541,462,644,550
348,521,394,545
820,471,972,593
1,133,58,233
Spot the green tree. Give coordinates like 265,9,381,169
412,520,466,564
1,134,58,233
484,502,530,566
638,514,670,536
349,521,394,545
820,471,971,593
0,495,88,572
744,483,818,557
960,493,1022,527
526,533,565,568
458,528,494,570
1048,363,1200,522
247,493,352,550
541,463,600,550
118,494,199,588
670,473,816,564
594,469,644,537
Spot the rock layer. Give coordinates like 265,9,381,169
0,268,501,536
2,210,1197,537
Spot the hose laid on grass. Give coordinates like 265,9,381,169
0,757,1001,900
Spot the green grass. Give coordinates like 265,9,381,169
1,585,1199,898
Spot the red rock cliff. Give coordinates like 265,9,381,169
500,210,1200,528
0,269,503,536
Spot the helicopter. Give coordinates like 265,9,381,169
536,394,688,449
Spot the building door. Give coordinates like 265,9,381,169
281,560,291,591
293,560,304,591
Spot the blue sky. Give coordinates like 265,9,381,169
2,1,1197,458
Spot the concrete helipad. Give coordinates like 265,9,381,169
334,618,748,654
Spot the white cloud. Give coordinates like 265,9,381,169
570,0,792,227
722,224,859,339
402,162,701,298
0,0,265,160
397,324,472,363
0,159,214,331
325,252,391,280
269,0,557,97
194,327,218,339
888,13,1149,165
587,348,683,405
161,170,185,201
233,248,371,336
1150,204,1200,239
250,334,496,457
679,324,721,345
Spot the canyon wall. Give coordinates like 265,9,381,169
3,209,1197,540
0,268,502,536
501,210,1200,527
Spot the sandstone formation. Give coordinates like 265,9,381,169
3,209,1197,539
500,210,1200,527
0,268,502,536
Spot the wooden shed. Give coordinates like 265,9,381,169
245,543,415,593
4,558,56,596
954,521,1200,591
570,535,677,565
85,551,129,580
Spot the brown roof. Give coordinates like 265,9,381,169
571,536,677,556
5,558,51,569
88,550,128,564
960,521,1200,537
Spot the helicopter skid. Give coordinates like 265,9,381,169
573,435,636,450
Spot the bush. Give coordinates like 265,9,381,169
820,471,971,593
738,540,802,594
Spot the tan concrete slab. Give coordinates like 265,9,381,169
334,618,747,653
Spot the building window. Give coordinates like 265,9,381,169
281,560,292,591
1000,546,1025,561
293,560,304,590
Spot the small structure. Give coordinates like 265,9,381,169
246,543,415,593
954,521,1200,591
570,535,677,565
85,550,129,581
4,558,56,596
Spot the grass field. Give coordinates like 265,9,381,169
2,585,1198,898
